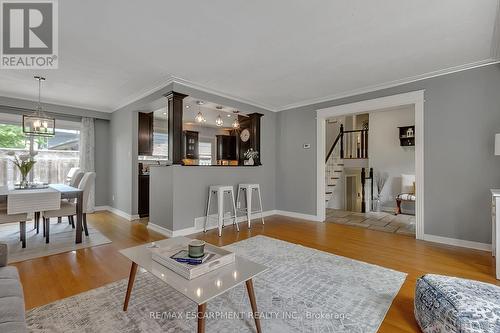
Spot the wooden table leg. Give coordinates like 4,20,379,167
75,191,83,244
246,279,262,333
123,262,138,311
197,303,206,333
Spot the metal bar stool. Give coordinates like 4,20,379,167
204,185,240,237
236,184,264,228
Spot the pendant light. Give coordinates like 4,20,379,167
195,101,206,123
215,114,224,127
215,105,224,127
23,76,55,137
232,111,240,129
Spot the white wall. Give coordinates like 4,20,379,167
368,106,415,212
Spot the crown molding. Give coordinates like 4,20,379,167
276,58,500,112
170,76,278,112
112,76,175,111
0,90,113,113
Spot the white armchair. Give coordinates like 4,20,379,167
396,174,416,215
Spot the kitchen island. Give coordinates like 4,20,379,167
148,164,275,236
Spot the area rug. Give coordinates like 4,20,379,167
26,235,406,332
0,219,111,263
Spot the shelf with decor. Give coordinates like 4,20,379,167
398,126,415,146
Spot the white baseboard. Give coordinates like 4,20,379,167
147,222,173,237
149,210,277,238
423,234,491,252
273,210,322,222
94,205,139,221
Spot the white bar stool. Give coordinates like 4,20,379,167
236,184,264,228
204,185,239,237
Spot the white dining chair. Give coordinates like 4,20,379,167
69,170,84,188
41,172,95,243
66,167,81,184
57,170,84,225
0,210,30,248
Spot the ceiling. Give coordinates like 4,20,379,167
0,0,498,112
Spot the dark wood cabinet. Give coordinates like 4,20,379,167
184,131,199,159
216,135,237,160
138,112,153,155
237,113,263,165
138,174,149,217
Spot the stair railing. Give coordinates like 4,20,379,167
325,124,369,163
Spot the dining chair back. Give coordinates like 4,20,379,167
69,171,85,188
78,172,95,214
66,167,80,184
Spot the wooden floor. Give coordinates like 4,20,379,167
13,211,499,333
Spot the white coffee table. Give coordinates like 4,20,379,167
119,237,268,333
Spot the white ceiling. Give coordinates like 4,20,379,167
0,0,498,112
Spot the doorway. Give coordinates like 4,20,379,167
316,91,424,239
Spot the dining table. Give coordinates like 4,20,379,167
0,184,84,244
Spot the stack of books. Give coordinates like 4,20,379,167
169,250,215,265
151,245,235,280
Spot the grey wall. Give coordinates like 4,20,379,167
368,106,415,211
276,64,500,244
276,108,317,215
94,119,111,206
110,110,134,214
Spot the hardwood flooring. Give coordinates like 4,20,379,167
13,211,499,332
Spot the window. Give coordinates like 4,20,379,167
0,113,80,186
198,141,212,165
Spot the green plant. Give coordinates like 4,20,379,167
7,151,37,183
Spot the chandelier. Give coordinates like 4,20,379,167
23,76,55,137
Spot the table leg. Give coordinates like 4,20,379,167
246,279,262,333
123,262,138,311
198,303,206,333
75,191,83,244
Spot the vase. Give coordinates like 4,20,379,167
248,157,254,166
373,198,381,212
19,174,29,189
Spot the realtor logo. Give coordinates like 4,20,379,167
1,0,58,69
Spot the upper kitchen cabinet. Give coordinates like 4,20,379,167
138,112,153,156
138,109,169,160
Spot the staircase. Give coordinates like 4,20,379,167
325,123,372,211
325,154,344,206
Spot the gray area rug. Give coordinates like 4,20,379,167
26,235,406,332
0,219,111,263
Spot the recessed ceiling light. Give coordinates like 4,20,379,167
163,112,167,115
226,114,231,117
185,105,190,109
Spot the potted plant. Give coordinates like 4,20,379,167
244,148,259,166
7,151,37,188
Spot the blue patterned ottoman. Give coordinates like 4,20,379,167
415,274,500,333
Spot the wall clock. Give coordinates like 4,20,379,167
240,128,250,142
